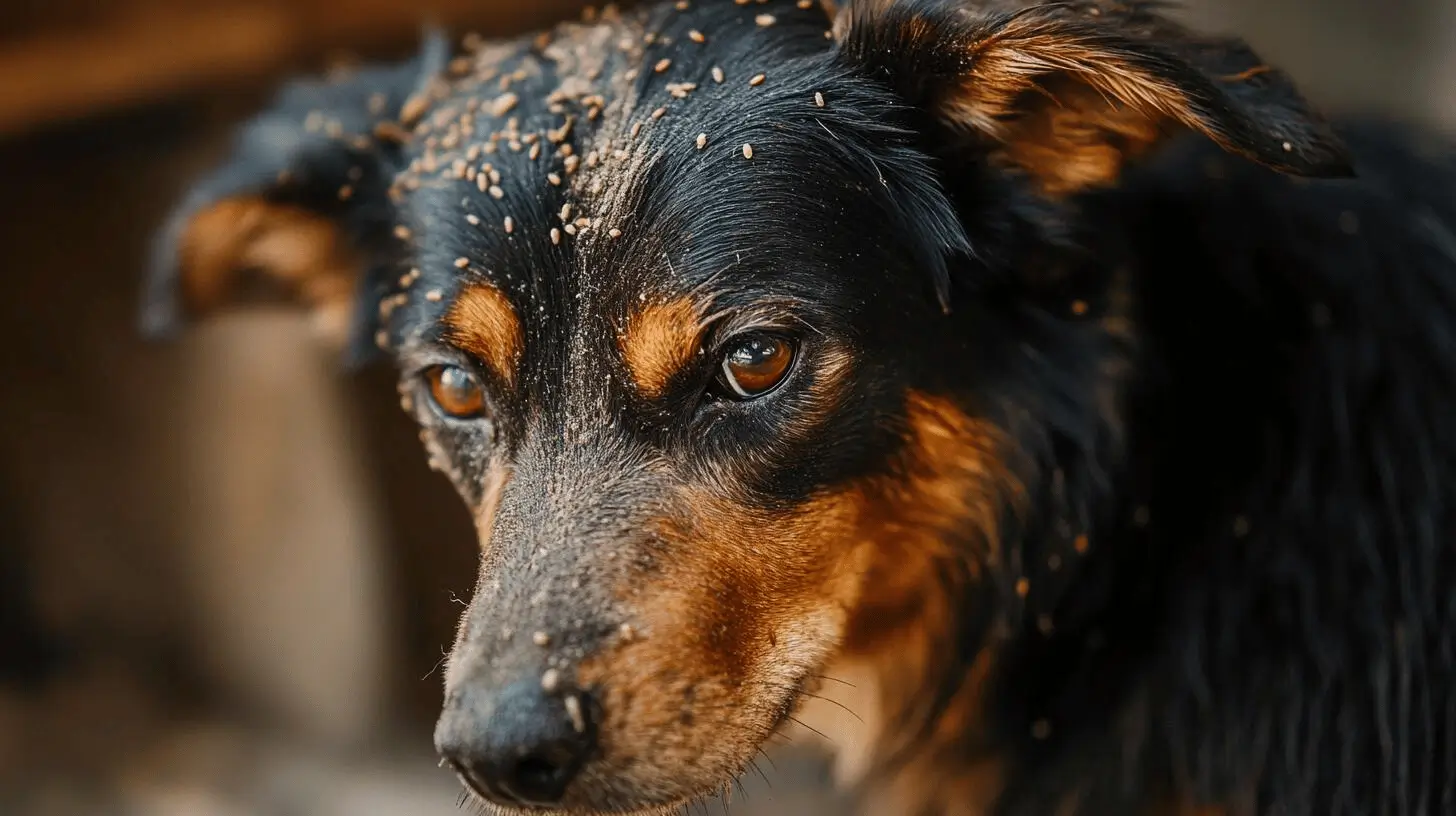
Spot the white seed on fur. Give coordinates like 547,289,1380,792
466,213,481,225
655,58,672,73
504,216,515,234
756,13,776,26
814,91,825,107
548,172,563,186
689,29,706,43
749,73,766,86
489,185,505,199
454,257,470,269
560,203,573,221
425,289,443,302
564,695,587,733
1282,141,1293,152
541,668,562,693
394,225,413,240
712,66,725,83
609,228,623,238
696,133,708,149
491,92,519,117
551,228,562,245
742,143,754,159
533,631,552,647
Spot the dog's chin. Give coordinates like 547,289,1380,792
459,786,736,816
461,798,712,816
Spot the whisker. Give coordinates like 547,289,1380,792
749,756,774,788
788,715,833,744
798,691,864,724
421,647,450,681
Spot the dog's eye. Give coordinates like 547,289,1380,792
715,334,796,399
424,365,486,419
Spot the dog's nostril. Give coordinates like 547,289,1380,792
436,679,596,808
509,751,574,800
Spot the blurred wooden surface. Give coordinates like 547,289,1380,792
0,0,591,137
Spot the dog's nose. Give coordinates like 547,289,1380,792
436,676,595,807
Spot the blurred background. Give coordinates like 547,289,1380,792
0,1,1451,814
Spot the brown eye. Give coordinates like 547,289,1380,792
716,334,796,399
424,365,486,419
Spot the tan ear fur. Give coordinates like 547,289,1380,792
833,0,1353,196
176,197,362,345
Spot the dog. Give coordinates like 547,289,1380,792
143,0,1456,813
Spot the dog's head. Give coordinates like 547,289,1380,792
147,1,1349,812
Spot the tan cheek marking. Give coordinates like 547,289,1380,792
619,296,706,399
570,392,1018,806
444,283,524,387
816,392,1021,810
177,196,359,339
572,488,868,797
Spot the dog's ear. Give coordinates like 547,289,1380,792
832,0,1353,197
144,34,449,365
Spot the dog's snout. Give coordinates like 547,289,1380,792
436,676,596,808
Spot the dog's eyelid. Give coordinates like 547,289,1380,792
701,308,818,355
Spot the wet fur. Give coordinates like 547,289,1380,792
147,1,1456,814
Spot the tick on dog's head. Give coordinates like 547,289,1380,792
146,1,1350,813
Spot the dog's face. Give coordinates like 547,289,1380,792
147,1,1348,813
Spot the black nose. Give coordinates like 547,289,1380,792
436,676,596,807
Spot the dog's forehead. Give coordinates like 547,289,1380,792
385,1,915,354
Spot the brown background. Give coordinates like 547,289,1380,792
0,1,1451,813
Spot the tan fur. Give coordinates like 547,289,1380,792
572,390,1021,812
443,283,524,387
619,296,708,398
834,4,1247,196
825,392,1020,814
997,78,1168,196
176,196,359,342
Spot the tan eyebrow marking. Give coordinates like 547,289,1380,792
620,296,708,398
443,282,524,386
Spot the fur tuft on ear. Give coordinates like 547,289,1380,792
144,31,450,366
835,0,1354,196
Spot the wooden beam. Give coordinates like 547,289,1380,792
0,8,298,137
0,0,590,138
